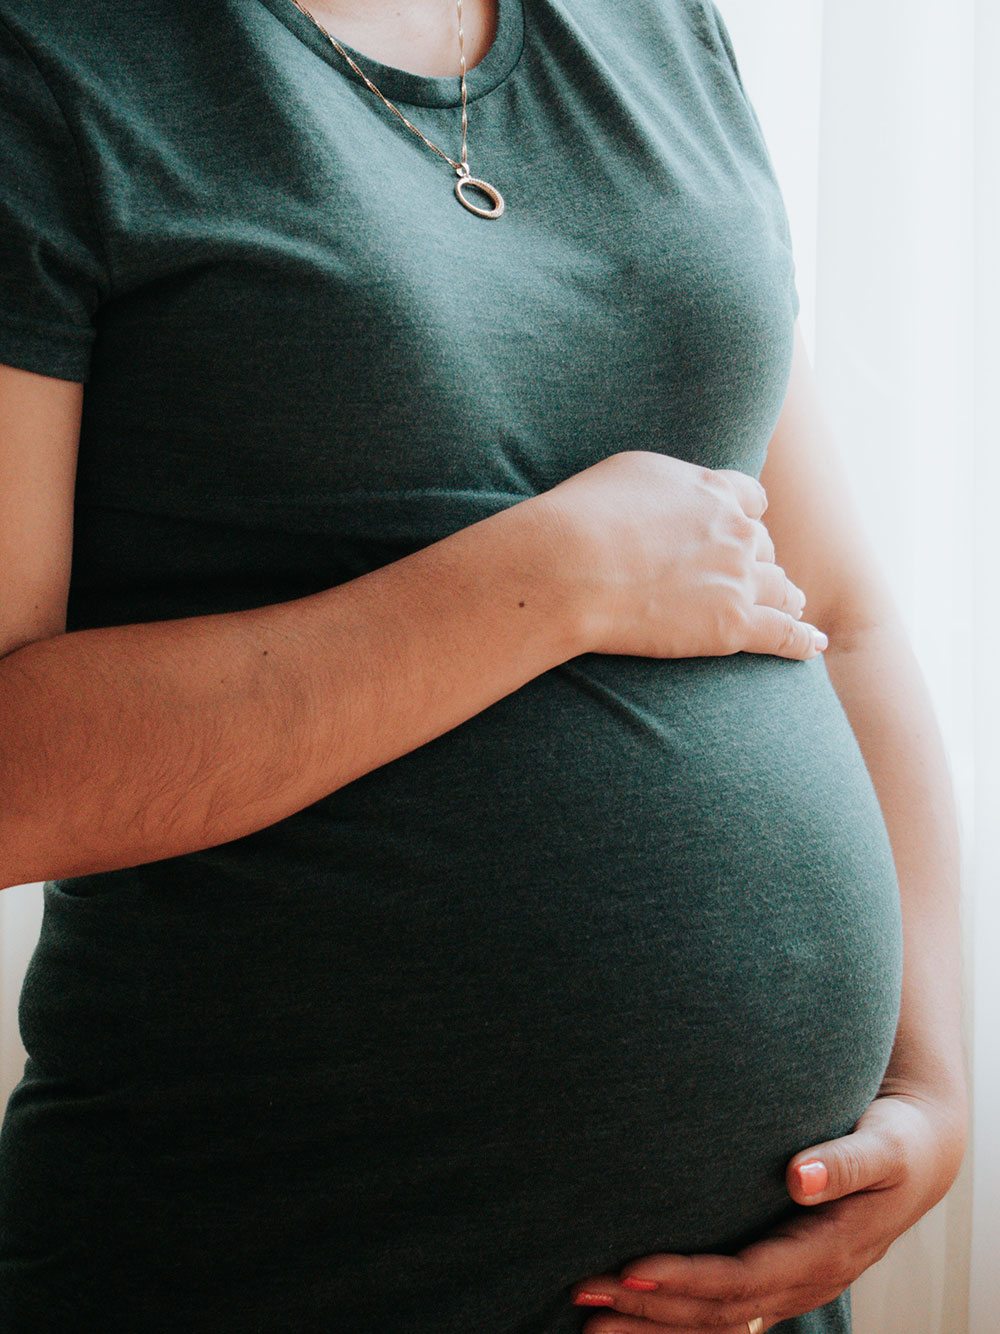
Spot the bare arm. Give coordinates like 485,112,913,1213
761,327,966,1125
0,481,582,887
0,362,819,890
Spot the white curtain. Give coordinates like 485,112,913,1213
724,1,992,1330
1,2,995,1329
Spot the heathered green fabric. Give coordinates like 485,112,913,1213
0,1,903,1330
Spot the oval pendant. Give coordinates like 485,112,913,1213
454,171,505,220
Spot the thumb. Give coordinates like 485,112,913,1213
786,1115,905,1205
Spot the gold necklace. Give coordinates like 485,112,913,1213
288,0,505,219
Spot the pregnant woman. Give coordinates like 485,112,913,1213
0,1,966,1330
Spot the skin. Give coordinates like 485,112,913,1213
1,1,967,1325
292,0,497,75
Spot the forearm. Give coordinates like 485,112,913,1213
0,495,580,887
824,618,967,1130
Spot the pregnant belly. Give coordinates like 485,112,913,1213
20,652,902,1331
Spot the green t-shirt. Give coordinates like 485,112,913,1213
0,2,901,1331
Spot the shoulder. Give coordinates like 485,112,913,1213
662,0,746,82
1,0,140,57
0,0,276,172
0,0,192,41
0,1,236,97
599,0,738,47
568,0,745,88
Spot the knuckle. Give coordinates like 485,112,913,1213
721,545,753,582
834,1144,867,1193
708,469,746,508
727,509,755,541
627,1295,657,1321
697,471,729,507
755,517,776,546
782,580,803,616
717,591,752,645
879,1125,910,1180
725,1275,758,1306
607,1293,652,1321
776,617,800,656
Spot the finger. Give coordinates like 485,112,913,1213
580,1312,777,1334
587,1203,870,1325
751,520,776,565
613,1209,851,1302
742,607,827,660
574,1281,779,1329
602,1252,760,1303
754,563,806,618
787,1112,910,1205
716,468,768,520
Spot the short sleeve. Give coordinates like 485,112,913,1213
0,16,108,381
703,2,750,99
702,2,801,321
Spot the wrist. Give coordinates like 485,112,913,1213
877,1072,969,1181
879,1024,968,1109
512,491,604,659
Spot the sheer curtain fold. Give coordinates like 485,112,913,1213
725,2,988,1330
0,2,995,1329
970,0,1000,1326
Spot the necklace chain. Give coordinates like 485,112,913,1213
289,0,471,175
286,0,505,217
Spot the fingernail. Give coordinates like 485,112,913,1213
812,629,828,651
621,1276,661,1292
572,1292,617,1307
797,1159,829,1194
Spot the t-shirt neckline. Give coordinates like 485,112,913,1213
254,0,525,108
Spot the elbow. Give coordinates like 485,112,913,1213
812,590,906,657
0,806,37,892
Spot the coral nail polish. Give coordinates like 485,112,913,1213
797,1159,829,1194
621,1276,660,1292
572,1292,617,1307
